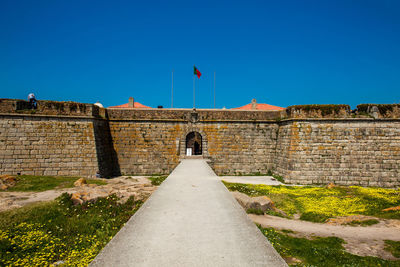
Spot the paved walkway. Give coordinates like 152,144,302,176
90,159,287,266
220,176,283,186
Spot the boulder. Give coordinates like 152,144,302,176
0,175,16,189
67,176,158,205
232,191,274,213
0,174,16,182
250,196,275,211
327,182,335,189
0,174,17,185
232,191,252,207
70,190,110,205
73,178,87,187
71,193,84,205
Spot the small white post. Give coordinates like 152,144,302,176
193,73,195,109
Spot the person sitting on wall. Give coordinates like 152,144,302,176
27,93,37,109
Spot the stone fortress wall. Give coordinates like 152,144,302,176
0,99,116,178
0,99,399,188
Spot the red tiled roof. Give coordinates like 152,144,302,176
108,102,151,109
232,102,285,111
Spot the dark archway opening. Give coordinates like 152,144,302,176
186,132,202,155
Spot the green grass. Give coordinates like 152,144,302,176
385,240,400,258
266,170,285,183
246,208,264,215
345,219,380,226
299,212,329,223
1,175,107,192
271,174,285,184
223,182,400,222
148,175,168,186
280,229,295,234
260,226,400,266
0,193,142,266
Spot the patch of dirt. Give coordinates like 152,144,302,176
326,215,378,225
0,176,157,212
248,214,400,260
342,239,394,261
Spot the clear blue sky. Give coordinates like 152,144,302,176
1,0,399,109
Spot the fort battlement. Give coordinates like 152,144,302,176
1,98,399,188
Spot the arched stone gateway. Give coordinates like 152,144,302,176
185,132,202,156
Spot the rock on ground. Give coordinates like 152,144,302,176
232,191,286,216
73,178,87,187
0,176,157,212
0,175,16,190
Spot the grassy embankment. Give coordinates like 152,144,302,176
223,182,400,265
223,182,400,222
224,182,400,266
0,175,107,192
0,175,165,266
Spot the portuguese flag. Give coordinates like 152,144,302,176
194,65,201,78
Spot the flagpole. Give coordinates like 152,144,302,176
193,72,195,109
171,70,174,108
214,71,216,109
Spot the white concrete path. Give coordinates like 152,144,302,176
90,159,287,266
220,176,283,186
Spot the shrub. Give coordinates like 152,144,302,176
287,104,350,117
357,104,400,116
